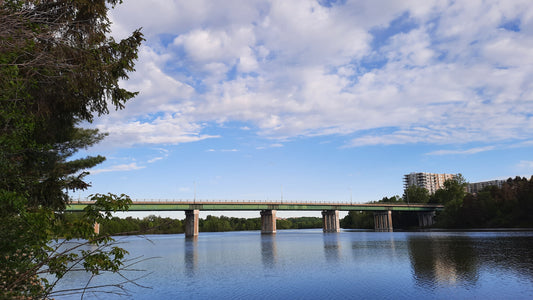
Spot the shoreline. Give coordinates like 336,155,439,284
104,227,533,236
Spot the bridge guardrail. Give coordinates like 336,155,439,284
69,198,444,208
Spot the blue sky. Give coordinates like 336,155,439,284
78,0,533,217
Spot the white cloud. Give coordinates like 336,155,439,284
517,160,533,170
426,146,496,156
256,143,283,150
147,157,165,163
114,46,195,117
90,163,145,175
95,115,218,148
101,0,533,148
511,140,533,148
147,148,170,163
206,149,239,152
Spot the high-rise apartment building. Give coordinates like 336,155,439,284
403,172,457,194
467,180,505,194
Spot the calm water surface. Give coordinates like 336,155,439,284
54,230,533,299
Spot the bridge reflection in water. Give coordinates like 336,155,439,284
184,237,198,277
261,234,277,269
67,200,443,237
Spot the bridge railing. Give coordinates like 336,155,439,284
69,198,442,207
72,198,358,204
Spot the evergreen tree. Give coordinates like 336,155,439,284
0,0,143,298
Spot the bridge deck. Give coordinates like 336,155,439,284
66,201,443,212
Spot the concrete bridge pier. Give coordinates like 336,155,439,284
94,222,100,234
418,211,435,228
374,211,393,232
261,210,277,234
185,209,199,237
322,210,340,232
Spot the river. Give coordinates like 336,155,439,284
52,230,533,299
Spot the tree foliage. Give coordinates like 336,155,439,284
439,176,533,228
340,211,374,229
100,215,185,235
343,174,532,230
373,195,403,203
431,174,468,228
430,174,467,205
403,185,430,204
343,195,403,229
0,0,143,298
97,215,324,235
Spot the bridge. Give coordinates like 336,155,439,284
67,200,443,237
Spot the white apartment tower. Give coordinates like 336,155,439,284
403,172,457,194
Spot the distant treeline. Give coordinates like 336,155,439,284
342,176,533,229
90,215,323,235
446,176,533,228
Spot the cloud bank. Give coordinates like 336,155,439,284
97,0,533,148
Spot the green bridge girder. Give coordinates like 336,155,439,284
66,201,443,212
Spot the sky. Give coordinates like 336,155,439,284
77,0,533,218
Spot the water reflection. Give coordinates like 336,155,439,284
473,234,533,277
54,231,533,299
184,236,198,276
408,234,478,288
261,234,277,268
323,233,341,263
350,232,399,261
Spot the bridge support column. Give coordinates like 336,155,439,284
418,211,435,228
374,211,393,232
322,210,340,232
94,222,100,235
185,209,199,237
261,210,277,234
